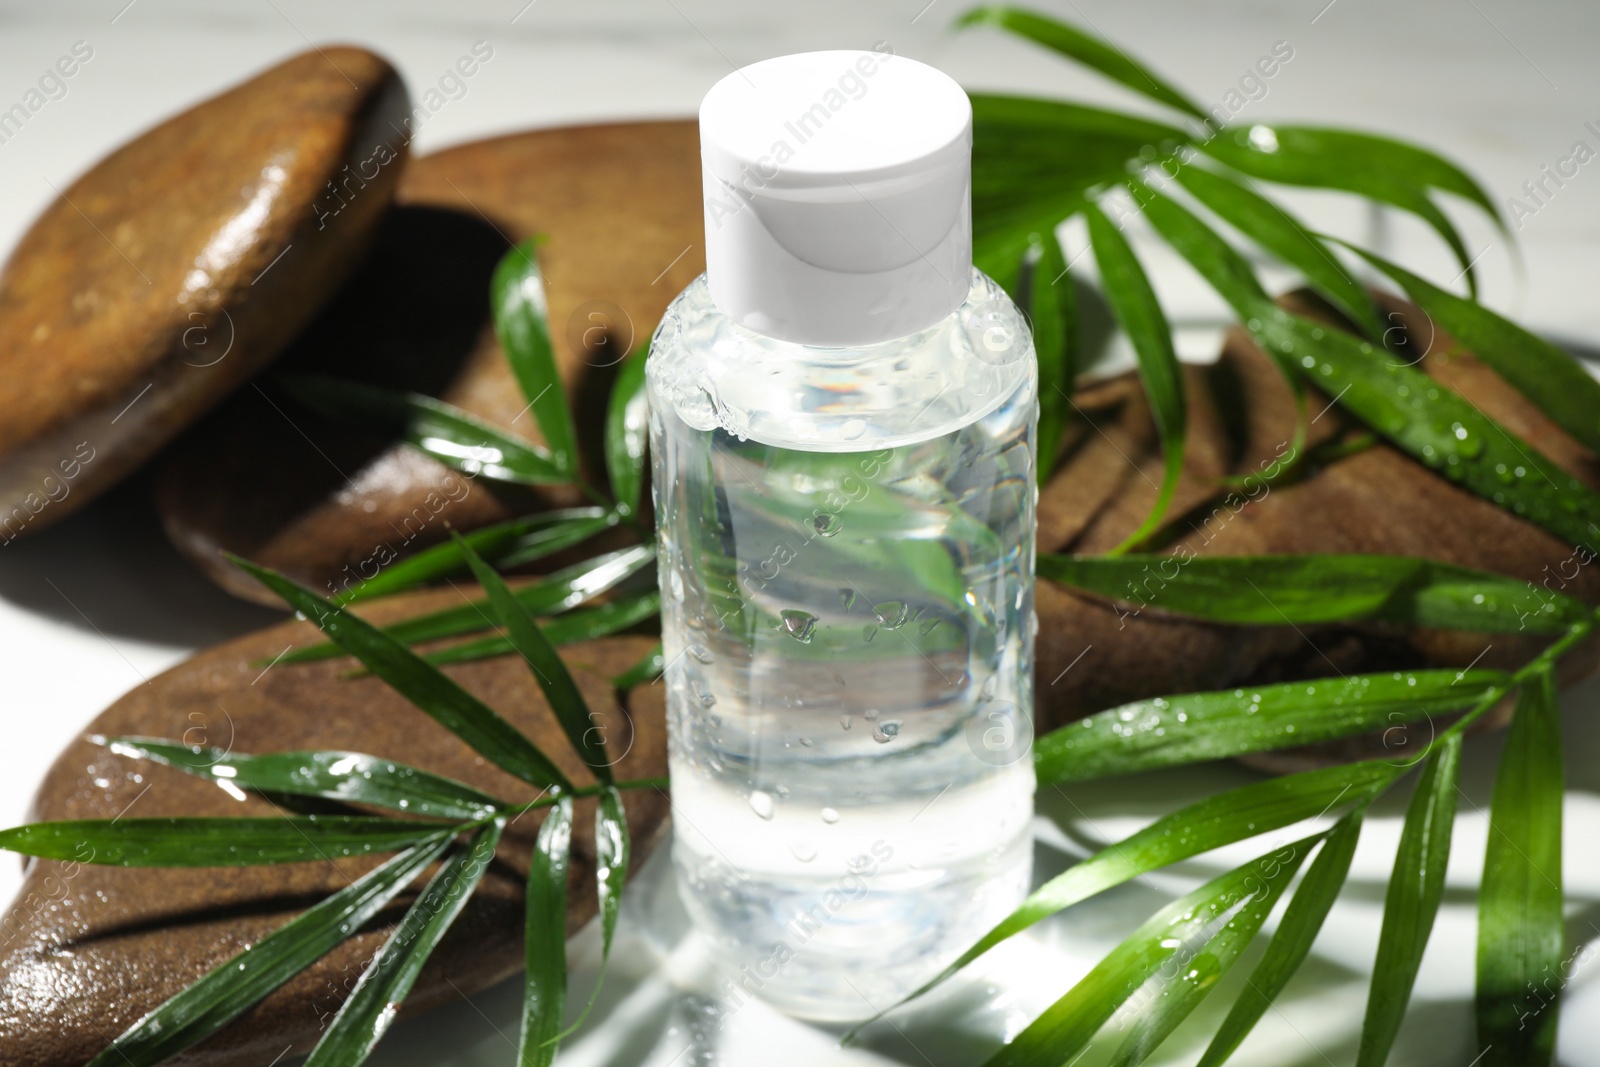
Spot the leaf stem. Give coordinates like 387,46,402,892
482,775,670,826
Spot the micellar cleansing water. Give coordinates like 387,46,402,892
647,49,1038,1020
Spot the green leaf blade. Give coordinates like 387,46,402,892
554,785,632,1042
1036,669,1510,784
336,508,611,604
1339,240,1600,456
605,345,651,518
457,535,613,781
1202,125,1486,294
1477,669,1564,1066
234,556,574,793
99,738,503,821
1198,808,1365,1067
1255,308,1600,553
1107,837,1316,1067
492,239,579,477
613,643,665,689
987,834,1317,1067
306,822,504,1067
281,376,568,485
1170,166,1384,338
1357,734,1463,1067
418,591,661,668
959,5,1205,119
861,759,1395,1032
1019,230,1079,484
0,816,450,867
1038,552,1588,633
86,834,454,1067
520,797,574,1067
281,545,657,665
1084,202,1185,553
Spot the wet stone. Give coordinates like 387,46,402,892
0,586,667,1067
0,47,410,542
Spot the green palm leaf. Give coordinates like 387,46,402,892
605,344,651,518
492,238,579,476
335,509,612,604
1170,165,1384,339
234,556,574,792
1036,669,1509,784
458,535,612,781
1039,552,1588,633
415,591,660,668
1084,202,1185,554
613,643,664,689
85,833,454,1067
1477,669,1564,1066
520,797,573,1067
1357,734,1462,1067
1198,807,1366,1067
1254,307,1600,553
1202,126,1482,295
281,376,568,485
1106,838,1315,1067
305,822,504,1066
279,544,656,664
1337,239,1600,456
970,95,1183,265
97,738,502,820
958,5,1205,119
0,816,450,867
850,759,1394,1038
985,834,1318,1067
1016,230,1078,483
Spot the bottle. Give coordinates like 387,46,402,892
646,48,1037,1020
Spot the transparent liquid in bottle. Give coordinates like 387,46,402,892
647,270,1038,1019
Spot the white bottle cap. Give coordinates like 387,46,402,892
698,50,972,347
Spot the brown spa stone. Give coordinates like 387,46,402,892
0,586,668,1067
155,121,703,605
0,47,410,543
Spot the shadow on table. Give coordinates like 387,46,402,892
0,471,283,647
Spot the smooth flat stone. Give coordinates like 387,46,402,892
0,587,667,1067
0,47,410,543
156,122,702,604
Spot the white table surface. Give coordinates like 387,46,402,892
1,2,1598,1064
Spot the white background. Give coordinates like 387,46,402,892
0,1,1598,1064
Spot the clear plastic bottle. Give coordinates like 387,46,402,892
647,50,1037,1020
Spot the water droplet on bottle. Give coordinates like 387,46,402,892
840,418,867,441
788,838,818,862
798,736,814,747
669,568,685,601
779,609,817,643
748,790,775,819
840,715,853,730
873,601,908,628
839,587,858,609
820,807,840,824
872,720,902,743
